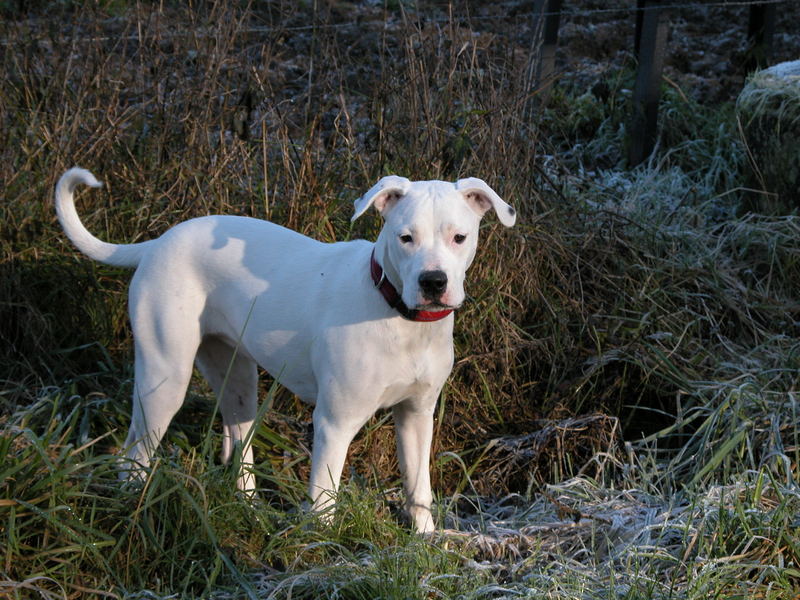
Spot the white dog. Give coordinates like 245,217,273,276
55,168,515,533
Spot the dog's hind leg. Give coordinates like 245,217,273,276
122,332,198,482
195,335,259,492
120,279,203,484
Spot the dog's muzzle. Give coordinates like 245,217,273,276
370,250,453,322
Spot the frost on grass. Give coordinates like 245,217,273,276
439,470,797,598
239,467,798,600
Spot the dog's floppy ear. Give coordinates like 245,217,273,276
352,175,412,222
455,177,516,227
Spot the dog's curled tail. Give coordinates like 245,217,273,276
55,168,152,269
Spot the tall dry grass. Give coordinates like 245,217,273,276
1,2,799,597
2,0,798,492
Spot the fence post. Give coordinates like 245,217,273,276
529,0,562,105
747,3,777,70
540,0,562,103
628,0,669,166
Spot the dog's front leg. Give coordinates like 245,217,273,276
307,402,365,521
393,399,436,534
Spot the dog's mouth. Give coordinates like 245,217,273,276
415,301,460,311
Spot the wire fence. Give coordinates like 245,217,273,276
527,0,787,19
0,0,793,44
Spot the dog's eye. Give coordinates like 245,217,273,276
454,234,467,244
399,234,413,244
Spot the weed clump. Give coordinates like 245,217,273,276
737,59,800,213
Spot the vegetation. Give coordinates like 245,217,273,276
737,60,800,213
1,2,798,598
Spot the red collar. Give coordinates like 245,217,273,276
370,249,454,322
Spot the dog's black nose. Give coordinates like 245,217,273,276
419,270,447,299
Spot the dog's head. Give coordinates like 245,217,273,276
352,176,516,311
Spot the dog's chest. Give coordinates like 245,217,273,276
376,370,438,409
373,334,453,409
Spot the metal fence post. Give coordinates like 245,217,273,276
747,3,777,70
628,0,669,166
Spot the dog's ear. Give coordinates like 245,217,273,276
352,175,412,222
455,177,516,227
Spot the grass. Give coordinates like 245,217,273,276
1,1,799,598
3,387,798,598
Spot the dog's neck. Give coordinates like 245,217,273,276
369,249,453,322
